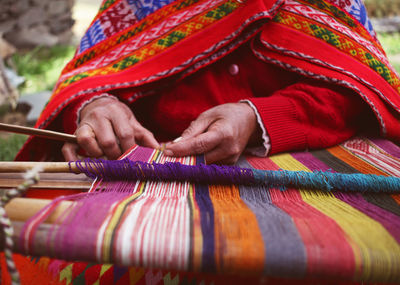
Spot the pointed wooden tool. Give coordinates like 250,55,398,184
0,122,77,143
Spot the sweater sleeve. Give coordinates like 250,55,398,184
247,79,371,155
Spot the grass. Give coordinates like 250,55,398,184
378,33,400,73
11,45,76,94
378,33,400,55
0,134,27,161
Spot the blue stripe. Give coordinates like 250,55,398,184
79,20,107,53
194,155,216,272
127,0,174,20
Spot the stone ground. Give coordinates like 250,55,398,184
18,0,102,123
72,0,102,40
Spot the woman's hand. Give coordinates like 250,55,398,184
163,103,260,164
62,97,159,161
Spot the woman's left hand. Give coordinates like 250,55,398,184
163,103,260,164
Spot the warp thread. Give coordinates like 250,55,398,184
73,159,400,193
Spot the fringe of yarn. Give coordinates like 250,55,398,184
0,166,41,285
73,159,400,193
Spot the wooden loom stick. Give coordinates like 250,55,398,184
0,122,77,143
0,172,91,190
0,161,78,173
0,198,72,254
5,198,71,223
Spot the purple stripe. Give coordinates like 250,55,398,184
195,183,216,272
291,151,331,171
55,191,131,261
193,155,216,272
369,138,400,158
53,146,154,261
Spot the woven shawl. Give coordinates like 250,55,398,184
16,0,400,160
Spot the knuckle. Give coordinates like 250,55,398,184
89,111,104,120
184,124,196,135
101,138,116,150
230,145,241,155
77,133,93,146
133,128,146,139
194,139,208,154
119,129,134,141
221,129,234,141
109,102,122,112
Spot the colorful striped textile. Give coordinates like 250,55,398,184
9,136,400,284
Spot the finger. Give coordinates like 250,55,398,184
134,126,160,149
76,123,104,157
111,117,137,152
181,112,215,139
204,147,239,165
92,120,122,159
62,143,79,161
164,130,221,157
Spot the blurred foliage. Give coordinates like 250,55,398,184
378,33,400,73
11,45,75,94
378,33,400,55
365,0,400,18
0,134,27,161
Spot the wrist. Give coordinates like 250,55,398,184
80,94,119,120
238,102,262,146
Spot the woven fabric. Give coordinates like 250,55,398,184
8,137,400,284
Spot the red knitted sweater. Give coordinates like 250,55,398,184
63,43,374,155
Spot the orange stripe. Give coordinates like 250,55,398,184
392,195,400,206
208,184,264,274
327,145,387,175
189,185,203,271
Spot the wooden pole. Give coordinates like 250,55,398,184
0,122,77,143
0,198,74,256
0,161,78,173
5,197,72,223
0,177,91,190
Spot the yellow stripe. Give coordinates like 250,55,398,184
100,264,112,276
271,153,400,281
101,182,146,261
101,149,160,261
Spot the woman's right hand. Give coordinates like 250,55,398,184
62,97,159,161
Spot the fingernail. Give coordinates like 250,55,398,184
173,136,183,143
